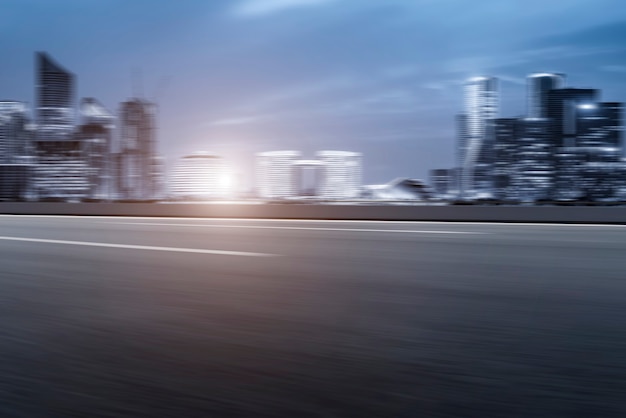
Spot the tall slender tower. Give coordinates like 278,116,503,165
461,76,498,198
527,73,565,118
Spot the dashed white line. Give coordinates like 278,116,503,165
0,236,277,257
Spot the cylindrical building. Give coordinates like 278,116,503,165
527,73,565,118
170,151,228,199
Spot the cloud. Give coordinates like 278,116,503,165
600,65,626,73
208,115,270,126
231,0,336,18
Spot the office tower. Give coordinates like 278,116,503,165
576,102,623,149
0,101,33,200
36,52,74,141
0,101,31,162
572,101,624,200
117,98,157,200
547,88,598,199
170,152,228,199
493,116,553,202
546,87,624,200
78,98,115,200
256,150,301,198
527,73,565,118
546,88,598,148
316,150,362,199
492,118,520,200
517,118,553,201
461,76,498,198
33,52,89,200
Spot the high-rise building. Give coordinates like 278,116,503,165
0,101,34,200
493,117,553,202
493,118,520,200
527,73,565,118
316,150,361,199
517,118,553,201
461,76,498,197
547,88,598,148
78,98,115,200
117,98,157,200
0,101,31,162
33,52,89,200
563,101,623,200
36,52,74,141
170,152,228,199
256,151,300,198
455,113,468,194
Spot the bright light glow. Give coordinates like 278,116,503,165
219,172,233,195
578,103,597,110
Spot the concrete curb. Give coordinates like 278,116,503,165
1,202,626,224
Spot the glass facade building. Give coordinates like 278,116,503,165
527,73,565,118
33,53,89,200
0,101,34,200
36,52,74,141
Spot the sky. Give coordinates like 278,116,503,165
1,0,626,187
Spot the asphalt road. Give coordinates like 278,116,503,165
0,215,625,417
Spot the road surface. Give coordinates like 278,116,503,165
0,215,625,417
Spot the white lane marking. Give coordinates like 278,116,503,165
106,222,487,235
0,215,624,228
0,236,277,257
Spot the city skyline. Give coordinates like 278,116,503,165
1,0,626,185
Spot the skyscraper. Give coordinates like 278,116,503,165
0,101,33,200
492,118,520,200
527,73,565,118
0,101,31,163
78,98,115,200
117,98,157,200
546,88,598,148
517,118,553,201
33,52,88,200
36,52,74,141
461,76,498,197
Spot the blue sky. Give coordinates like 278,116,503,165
1,0,626,185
